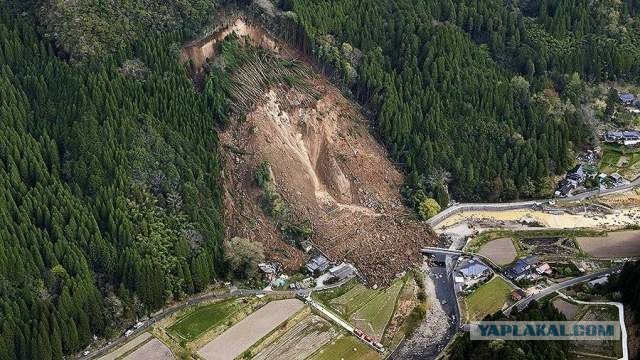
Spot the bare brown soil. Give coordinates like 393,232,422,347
577,230,640,258
181,17,437,285
552,298,578,320
180,18,279,71
477,238,517,265
197,299,304,360
221,81,434,285
122,339,173,360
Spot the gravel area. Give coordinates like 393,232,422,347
391,267,454,360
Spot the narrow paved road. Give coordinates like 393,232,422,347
80,275,356,360
504,267,620,314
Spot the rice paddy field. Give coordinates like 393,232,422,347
167,298,252,342
307,334,380,360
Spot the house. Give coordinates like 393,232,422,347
566,164,586,183
609,172,625,185
328,263,354,281
258,263,277,275
555,179,575,197
604,130,640,146
306,255,330,274
506,256,538,280
535,263,552,275
619,92,636,105
458,260,490,279
510,289,525,301
588,275,609,287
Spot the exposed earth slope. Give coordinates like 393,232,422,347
189,16,435,285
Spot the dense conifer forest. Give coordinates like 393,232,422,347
284,0,640,203
1,0,640,358
0,2,228,358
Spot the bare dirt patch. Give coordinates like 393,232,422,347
252,314,337,360
197,299,304,360
577,230,640,258
477,238,517,265
122,338,173,360
222,80,434,284
552,298,578,320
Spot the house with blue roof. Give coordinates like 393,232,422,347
506,256,538,281
619,92,636,105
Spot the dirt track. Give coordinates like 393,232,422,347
197,299,304,360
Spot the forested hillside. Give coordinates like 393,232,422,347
283,0,640,204
0,2,229,358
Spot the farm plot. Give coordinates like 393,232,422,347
464,276,514,321
122,338,173,360
308,334,380,360
572,305,623,359
577,230,640,258
520,236,578,257
477,238,517,265
252,314,336,360
329,283,379,317
552,298,579,320
167,298,252,342
349,280,404,340
197,299,304,360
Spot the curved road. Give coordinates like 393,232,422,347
427,179,640,228
504,267,621,315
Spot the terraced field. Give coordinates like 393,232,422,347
307,334,380,360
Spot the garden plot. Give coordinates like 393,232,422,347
552,298,579,320
252,314,337,360
477,238,517,265
520,236,578,257
572,305,623,359
577,230,640,258
197,299,304,360
349,280,404,340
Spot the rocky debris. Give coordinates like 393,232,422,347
391,271,453,360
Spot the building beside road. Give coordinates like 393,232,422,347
506,256,538,281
